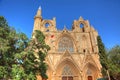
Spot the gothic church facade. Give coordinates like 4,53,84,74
33,8,102,80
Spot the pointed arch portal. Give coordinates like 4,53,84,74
82,63,99,80
55,58,80,80
62,65,73,80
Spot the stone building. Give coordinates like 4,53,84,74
33,7,102,80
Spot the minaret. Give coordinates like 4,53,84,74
35,6,42,17
33,6,42,32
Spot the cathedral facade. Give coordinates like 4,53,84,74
33,8,102,80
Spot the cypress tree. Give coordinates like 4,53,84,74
97,36,110,79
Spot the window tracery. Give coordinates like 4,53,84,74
58,36,74,52
87,69,92,75
62,65,73,76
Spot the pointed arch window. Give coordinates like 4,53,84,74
58,36,74,52
87,69,92,75
80,23,84,28
62,65,73,76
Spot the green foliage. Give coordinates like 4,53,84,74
107,45,120,79
108,45,120,67
0,66,7,79
0,16,50,79
97,36,109,76
39,62,48,79
23,51,37,77
0,16,29,79
24,30,50,79
11,65,26,80
26,72,36,80
0,16,10,54
97,36,120,79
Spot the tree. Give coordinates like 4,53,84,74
0,16,28,79
107,45,120,79
11,64,26,80
21,30,50,80
0,66,7,79
0,16,50,80
97,36,110,80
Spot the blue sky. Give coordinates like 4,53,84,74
0,0,120,49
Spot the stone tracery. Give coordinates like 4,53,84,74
62,65,73,76
58,36,74,52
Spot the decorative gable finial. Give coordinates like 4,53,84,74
79,16,84,20
39,6,41,10
62,25,68,33
64,25,67,30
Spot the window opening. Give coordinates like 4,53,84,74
45,23,50,28
80,23,84,28
83,49,86,53
58,36,74,52
46,29,49,32
62,65,73,76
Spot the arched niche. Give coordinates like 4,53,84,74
82,63,99,80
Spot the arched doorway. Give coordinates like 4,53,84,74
82,63,99,80
88,76,92,80
55,59,80,80
62,76,73,80
87,69,93,80
62,65,73,80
